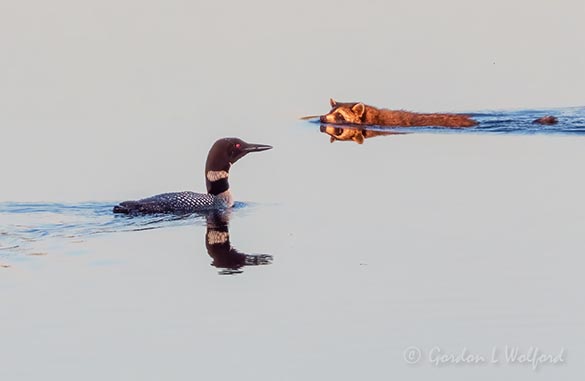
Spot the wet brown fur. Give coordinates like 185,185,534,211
533,115,558,125
320,99,478,128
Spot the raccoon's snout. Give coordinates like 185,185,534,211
320,114,342,123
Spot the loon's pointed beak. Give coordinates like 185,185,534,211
243,143,273,153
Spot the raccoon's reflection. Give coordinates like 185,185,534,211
320,124,404,144
205,210,273,275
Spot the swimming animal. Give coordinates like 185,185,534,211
320,98,478,128
113,137,272,214
532,115,558,125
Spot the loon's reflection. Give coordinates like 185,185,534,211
205,210,273,275
320,124,405,144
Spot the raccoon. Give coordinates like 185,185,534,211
320,98,478,128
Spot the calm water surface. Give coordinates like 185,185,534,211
1,108,585,380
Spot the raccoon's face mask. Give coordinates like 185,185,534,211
319,99,366,125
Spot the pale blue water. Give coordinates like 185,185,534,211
2,108,584,265
2,0,584,378
466,107,585,135
0,201,255,273
1,107,585,381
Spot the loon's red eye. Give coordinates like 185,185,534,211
235,143,241,149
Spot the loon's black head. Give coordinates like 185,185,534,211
205,137,272,195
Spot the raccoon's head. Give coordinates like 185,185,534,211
319,98,366,125
320,124,365,144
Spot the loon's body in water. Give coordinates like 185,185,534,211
113,137,272,214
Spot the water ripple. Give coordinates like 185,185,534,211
0,202,244,257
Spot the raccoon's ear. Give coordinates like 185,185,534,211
353,134,364,144
329,98,337,108
330,136,336,143
352,103,365,118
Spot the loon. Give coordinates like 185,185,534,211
113,137,272,214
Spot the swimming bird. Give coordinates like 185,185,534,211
113,137,272,214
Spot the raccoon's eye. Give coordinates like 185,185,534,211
334,113,345,123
